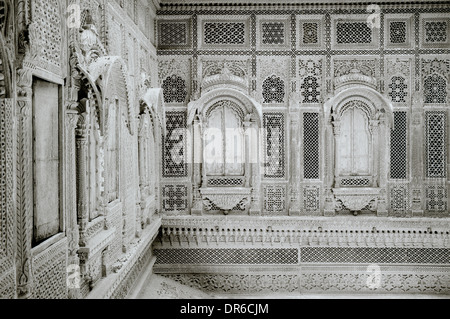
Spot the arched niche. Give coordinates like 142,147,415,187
324,86,394,215
188,88,263,215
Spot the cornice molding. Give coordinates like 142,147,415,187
157,1,450,11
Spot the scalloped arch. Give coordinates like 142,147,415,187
187,87,263,126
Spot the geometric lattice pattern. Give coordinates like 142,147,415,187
31,239,67,299
303,187,320,212
425,21,447,43
262,22,285,45
159,22,188,46
302,22,319,44
33,0,62,69
424,74,447,104
303,113,319,179
262,75,285,103
340,178,371,187
162,75,187,104
389,21,407,43
154,248,298,265
301,76,320,103
301,247,450,264
162,185,188,212
426,111,446,178
389,76,407,103
163,111,187,177
390,111,407,179
263,113,285,178
390,185,410,213
336,22,372,44
204,22,246,45
426,185,448,212
207,177,244,187
263,185,286,215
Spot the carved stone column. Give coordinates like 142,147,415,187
248,119,261,216
411,93,424,216
66,111,81,299
191,117,203,215
289,115,300,215
376,115,389,217
15,68,33,299
76,112,90,247
369,119,380,187
324,118,336,216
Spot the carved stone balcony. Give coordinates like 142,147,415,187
332,187,380,212
200,187,251,214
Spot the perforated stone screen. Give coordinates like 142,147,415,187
262,22,285,45
336,21,372,44
426,111,446,178
163,111,187,178
159,22,188,46
264,113,285,178
390,111,407,180
389,21,407,43
155,248,298,264
204,22,246,45
303,113,319,180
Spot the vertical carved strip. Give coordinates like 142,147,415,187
0,98,16,298
289,116,300,215
76,113,89,247
16,98,32,298
66,111,80,298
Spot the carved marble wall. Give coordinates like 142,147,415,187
157,1,450,218
154,1,450,296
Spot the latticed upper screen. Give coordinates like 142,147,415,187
424,74,447,103
262,22,285,45
336,22,372,44
159,22,187,46
389,76,408,103
204,22,246,45
301,76,320,103
425,21,448,43
389,21,407,44
262,75,285,103
264,113,285,178
163,111,187,178
162,75,187,103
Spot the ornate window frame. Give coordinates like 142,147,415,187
420,13,450,49
156,15,192,49
198,15,250,50
384,14,414,49
297,15,324,50
331,14,380,50
256,15,290,50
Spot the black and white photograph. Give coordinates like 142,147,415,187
0,0,449,304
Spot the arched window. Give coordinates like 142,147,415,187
424,74,447,104
162,74,187,103
338,102,371,176
204,100,245,176
262,75,285,103
301,76,320,103
388,76,407,103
